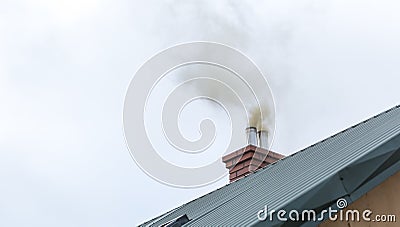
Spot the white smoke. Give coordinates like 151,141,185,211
152,0,296,139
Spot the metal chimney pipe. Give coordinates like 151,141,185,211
246,127,258,146
258,130,268,149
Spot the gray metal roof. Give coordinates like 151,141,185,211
140,105,400,227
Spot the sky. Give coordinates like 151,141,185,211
0,0,399,226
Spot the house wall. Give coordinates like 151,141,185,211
319,171,400,227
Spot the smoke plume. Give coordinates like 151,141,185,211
153,0,293,139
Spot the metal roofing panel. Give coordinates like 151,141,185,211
140,105,400,227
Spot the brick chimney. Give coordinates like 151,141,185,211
222,127,285,182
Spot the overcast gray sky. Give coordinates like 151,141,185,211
1,0,399,226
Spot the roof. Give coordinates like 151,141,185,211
140,105,400,227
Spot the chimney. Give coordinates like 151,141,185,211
222,128,285,182
258,130,268,149
246,127,258,146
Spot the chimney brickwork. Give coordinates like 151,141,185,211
222,145,285,182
